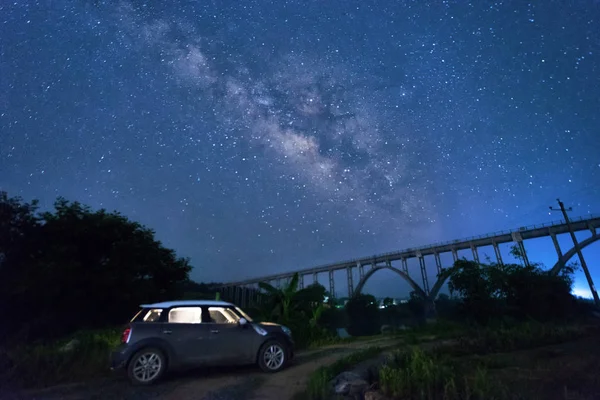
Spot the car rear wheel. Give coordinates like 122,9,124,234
257,340,287,373
127,347,167,385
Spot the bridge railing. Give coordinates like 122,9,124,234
397,213,599,254
298,214,599,273
227,214,599,285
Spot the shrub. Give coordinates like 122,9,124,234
0,328,120,389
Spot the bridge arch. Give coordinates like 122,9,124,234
427,268,456,301
353,265,427,299
550,233,599,275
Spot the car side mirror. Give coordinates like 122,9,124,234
239,318,248,327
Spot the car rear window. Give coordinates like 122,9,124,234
131,308,163,322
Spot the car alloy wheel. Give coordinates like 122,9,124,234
258,340,286,372
128,348,166,385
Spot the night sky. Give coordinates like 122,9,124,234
1,0,599,298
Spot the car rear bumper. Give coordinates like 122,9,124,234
110,345,130,370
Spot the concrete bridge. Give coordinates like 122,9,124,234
219,215,600,307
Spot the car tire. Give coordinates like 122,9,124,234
127,347,167,385
257,340,287,373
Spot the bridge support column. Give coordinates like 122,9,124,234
511,232,530,267
347,267,354,297
451,248,458,263
328,270,335,298
313,272,318,284
358,261,364,281
551,233,563,258
241,286,247,307
298,274,304,290
434,252,442,274
492,241,503,265
471,244,480,264
401,258,408,275
518,242,530,267
417,252,430,295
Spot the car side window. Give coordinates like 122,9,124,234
208,307,238,324
168,307,202,324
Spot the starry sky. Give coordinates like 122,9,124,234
1,0,599,299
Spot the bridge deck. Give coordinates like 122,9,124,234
223,215,599,287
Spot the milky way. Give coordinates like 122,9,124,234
1,0,599,296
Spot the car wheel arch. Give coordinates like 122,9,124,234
127,338,176,368
256,333,289,362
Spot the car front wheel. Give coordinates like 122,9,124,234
127,347,167,385
257,340,287,373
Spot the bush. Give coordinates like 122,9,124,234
0,328,121,389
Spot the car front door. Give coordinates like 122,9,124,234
203,306,257,365
162,306,212,365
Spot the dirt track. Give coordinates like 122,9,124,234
6,336,403,400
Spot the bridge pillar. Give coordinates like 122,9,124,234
241,286,247,307
298,274,304,290
401,257,409,275
471,244,480,264
358,261,364,281
313,272,318,284
511,232,531,267
433,252,442,274
347,267,354,297
451,248,458,263
492,241,503,265
550,232,563,258
328,270,335,298
417,252,430,295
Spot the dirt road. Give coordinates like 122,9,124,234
7,336,402,400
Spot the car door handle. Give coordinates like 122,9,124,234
163,330,172,334
210,329,219,334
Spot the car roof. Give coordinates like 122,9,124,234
140,300,235,308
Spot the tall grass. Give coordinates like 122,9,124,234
379,347,508,400
0,328,121,389
449,322,588,356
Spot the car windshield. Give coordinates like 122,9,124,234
234,306,253,322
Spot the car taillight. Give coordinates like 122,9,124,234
121,327,132,344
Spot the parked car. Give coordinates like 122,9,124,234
110,300,294,385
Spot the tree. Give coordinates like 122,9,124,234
345,294,380,336
257,273,300,325
446,258,578,324
0,193,192,342
382,297,394,308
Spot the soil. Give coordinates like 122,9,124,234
4,336,403,400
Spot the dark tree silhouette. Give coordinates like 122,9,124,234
0,192,192,343
447,258,578,324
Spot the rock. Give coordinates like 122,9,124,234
331,371,369,397
380,325,392,334
364,390,391,400
59,338,80,352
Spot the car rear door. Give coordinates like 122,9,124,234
162,306,212,365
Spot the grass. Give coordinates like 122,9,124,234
375,321,600,400
0,328,121,389
379,347,509,400
297,346,384,400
